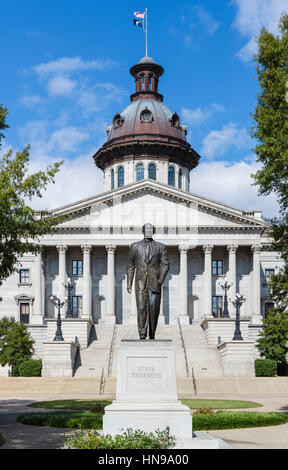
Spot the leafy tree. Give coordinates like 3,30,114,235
0,316,35,376
0,106,63,281
252,14,288,367
0,104,9,143
256,308,288,363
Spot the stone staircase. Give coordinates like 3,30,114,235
181,324,224,377
73,320,224,379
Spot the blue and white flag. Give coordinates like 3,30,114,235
134,11,145,28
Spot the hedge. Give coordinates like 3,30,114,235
18,359,42,377
255,359,277,377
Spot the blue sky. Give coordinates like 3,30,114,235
1,0,287,216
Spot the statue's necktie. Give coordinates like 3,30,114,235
145,243,151,263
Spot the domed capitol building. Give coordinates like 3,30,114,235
0,56,282,380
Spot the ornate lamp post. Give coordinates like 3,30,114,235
50,295,67,341
62,277,74,318
218,277,233,318
229,293,246,341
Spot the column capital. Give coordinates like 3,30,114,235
105,244,116,253
178,244,189,253
56,244,68,254
81,244,92,254
227,244,238,253
202,244,213,253
251,244,262,254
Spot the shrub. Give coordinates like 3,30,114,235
17,411,103,429
19,359,42,377
193,411,288,430
255,359,277,377
0,317,34,376
193,408,215,415
62,427,176,449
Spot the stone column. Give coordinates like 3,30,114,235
57,245,67,316
105,244,116,324
202,245,213,318
251,244,262,324
81,245,92,319
179,245,189,324
32,247,44,324
227,244,238,317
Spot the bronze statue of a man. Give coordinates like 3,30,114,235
127,223,169,340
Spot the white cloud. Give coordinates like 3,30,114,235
201,122,250,159
19,94,45,107
232,0,288,61
33,56,115,77
27,152,103,210
47,76,77,96
190,157,279,218
192,5,220,35
181,103,225,126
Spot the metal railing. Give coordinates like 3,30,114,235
178,317,189,377
99,366,105,395
107,323,117,377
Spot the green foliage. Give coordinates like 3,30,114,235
0,104,9,144
19,359,42,377
256,308,288,363
252,14,288,208
62,427,176,450
193,408,215,415
0,106,64,281
255,358,277,376
0,316,34,376
193,411,288,431
252,15,288,333
17,411,103,429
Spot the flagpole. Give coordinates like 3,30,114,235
145,8,148,56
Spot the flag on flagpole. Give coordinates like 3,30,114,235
133,11,145,29
134,11,145,19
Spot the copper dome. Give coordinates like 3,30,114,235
93,56,200,172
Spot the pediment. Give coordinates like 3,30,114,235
51,180,267,231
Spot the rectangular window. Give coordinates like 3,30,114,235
72,296,82,318
72,260,83,276
212,260,223,275
20,303,30,324
212,296,223,318
19,269,30,284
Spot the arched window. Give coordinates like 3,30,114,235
178,169,182,189
141,74,145,91
168,165,175,186
148,75,152,91
111,168,114,190
148,163,156,180
117,166,124,188
136,162,144,181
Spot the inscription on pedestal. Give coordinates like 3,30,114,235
126,357,168,395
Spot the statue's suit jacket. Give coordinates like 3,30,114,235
127,239,169,294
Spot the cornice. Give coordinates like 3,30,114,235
49,180,268,229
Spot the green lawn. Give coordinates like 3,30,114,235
17,409,288,431
28,398,262,410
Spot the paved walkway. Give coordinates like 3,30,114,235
0,394,288,449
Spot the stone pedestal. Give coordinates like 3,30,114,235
42,341,79,377
46,318,93,348
217,341,255,376
103,339,192,438
201,317,250,345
